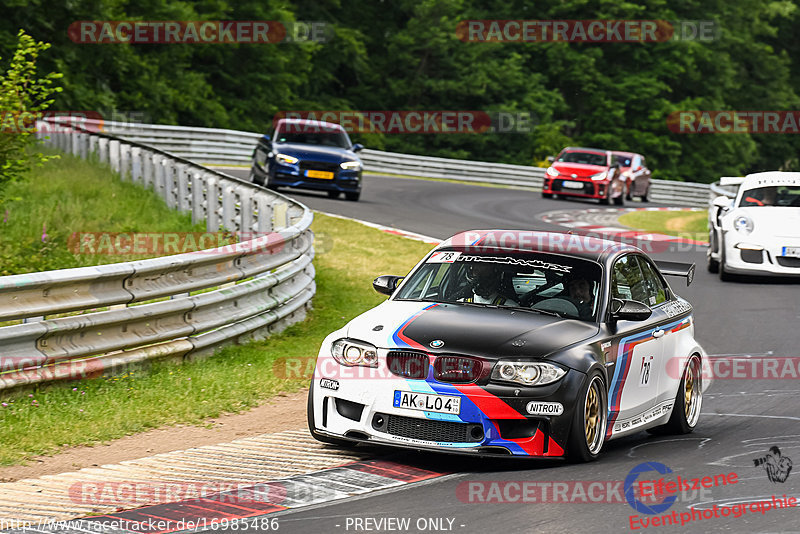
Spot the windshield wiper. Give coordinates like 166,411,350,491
508,306,563,318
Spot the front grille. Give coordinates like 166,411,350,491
387,351,430,379
776,256,800,268
378,413,483,443
299,161,339,173
434,355,482,383
552,179,594,195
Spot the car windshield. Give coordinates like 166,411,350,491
275,128,351,148
558,151,607,166
612,154,633,167
738,185,800,207
393,250,603,321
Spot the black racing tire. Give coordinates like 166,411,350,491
648,354,702,435
542,192,554,199
641,186,650,202
327,190,341,199
345,192,361,201
707,254,720,274
718,237,734,281
307,383,357,448
613,196,624,206
599,196,610,205
567,372,607,462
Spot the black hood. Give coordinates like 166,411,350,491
398,303,598,359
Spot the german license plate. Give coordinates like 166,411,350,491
783,246,800,257
306,170,334,179
561,181,584,189
393,390,461,415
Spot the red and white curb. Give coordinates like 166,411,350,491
539,207,708,247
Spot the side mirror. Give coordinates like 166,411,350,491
352,143,364,152
373,275,403,296
546,156,555,163
610,299,652,322
635,165,642,171
262,134,271,142
712,195,733,210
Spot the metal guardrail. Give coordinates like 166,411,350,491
85,119,713,207
0,119,315,391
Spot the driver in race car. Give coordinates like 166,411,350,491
566,277,594,319
461,263,518,306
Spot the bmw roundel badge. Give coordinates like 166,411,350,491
430,339,445,348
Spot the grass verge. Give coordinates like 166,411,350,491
0,211,433,466
0,151,207,276
617,209,708,242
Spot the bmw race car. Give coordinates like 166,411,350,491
308,230,706,461
708,172,800,280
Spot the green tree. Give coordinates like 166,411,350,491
0,29,62,193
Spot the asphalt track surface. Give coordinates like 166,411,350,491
225,170,800,534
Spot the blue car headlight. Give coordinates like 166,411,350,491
275,153,299,165
340,160,362,171
492,361,566,386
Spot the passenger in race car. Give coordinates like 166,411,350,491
461,263,519,306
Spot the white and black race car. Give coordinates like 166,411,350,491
308,230,706,461
708,172,800,280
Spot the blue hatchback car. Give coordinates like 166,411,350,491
250,118,364,201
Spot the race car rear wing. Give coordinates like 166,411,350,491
654,261,696,286
719,176,746,187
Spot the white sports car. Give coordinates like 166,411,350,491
708,171,800,280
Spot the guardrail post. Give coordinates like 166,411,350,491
109,140,121,173
238,187,255,232
191,170,207,225
221,181,238,232
164,160,178,209
130,147,142,183
176,164,191,212
119,143,131,180
142,151,154,189
255,194,273,233
98,138,109,165
206,174,220,232
154,155,166,199
88,135,99,159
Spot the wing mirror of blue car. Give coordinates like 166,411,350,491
610,298,652,322
373,275,403,296
352,143,364,152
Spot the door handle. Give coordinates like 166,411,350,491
653,330,665,338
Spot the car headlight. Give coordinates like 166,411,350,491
340,160,362,170
733,215,754,234
492,361,566,386
275,153,299,165
590,171,608,181
331,339,378,367
546,167,559,177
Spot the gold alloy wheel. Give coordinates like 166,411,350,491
683,355,702,426
584,376,605,454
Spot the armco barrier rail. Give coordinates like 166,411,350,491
82,119,712,207
0,119,315,390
